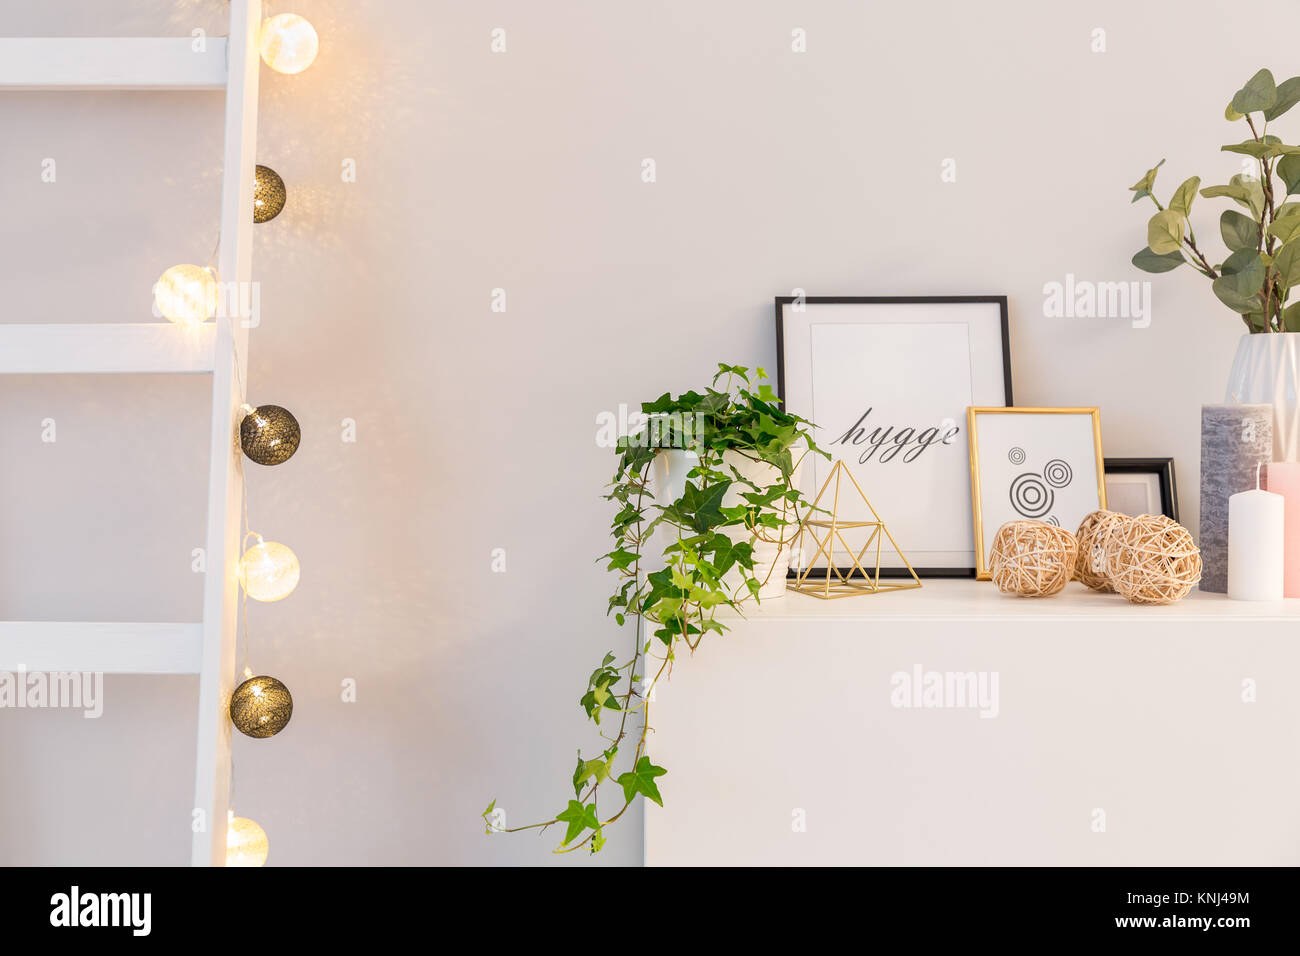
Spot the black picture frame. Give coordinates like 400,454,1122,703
1103,457,1179,522
775,295,1013,578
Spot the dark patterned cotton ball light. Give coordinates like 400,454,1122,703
240,404,300,466
253,164,287,223
230,675,294,738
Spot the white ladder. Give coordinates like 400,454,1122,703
0,0,263,866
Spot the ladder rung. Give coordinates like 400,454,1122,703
0,38,229,91
0,622,202,674
0,323,216,374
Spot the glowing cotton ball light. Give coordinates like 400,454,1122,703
154,264,217,325
240,538,300,602
260,14,319,74
226,811,269,867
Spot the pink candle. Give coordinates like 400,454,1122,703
1264,462,1300,598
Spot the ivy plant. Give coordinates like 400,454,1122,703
483,364,826,853
1130,68,1300,332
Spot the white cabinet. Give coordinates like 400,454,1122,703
643,581,1300,866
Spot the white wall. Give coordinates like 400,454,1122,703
0,0,1289,865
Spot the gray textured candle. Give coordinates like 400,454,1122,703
1199,404,1273,592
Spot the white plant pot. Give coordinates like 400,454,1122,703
718,448,809,603
647,447,809,603
1225,332,1300,462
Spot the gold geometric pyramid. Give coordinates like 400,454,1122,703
788,460,922,599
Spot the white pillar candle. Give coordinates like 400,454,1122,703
1227,480,1285,601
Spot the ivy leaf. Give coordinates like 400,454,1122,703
1220,209,1259,252
556,800,601,845
1265,76,1300,121
1231,68,1278,115
616,756,668,807
1168,176,1200,217
603,548,639,572
572,754,613,797
1147,209,1185,255
1132,246,1185,273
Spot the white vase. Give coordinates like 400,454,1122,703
1225,332,1300,462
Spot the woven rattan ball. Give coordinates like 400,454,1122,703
1073,510,1132,592
989,520,1079,597
1107,514,1202,605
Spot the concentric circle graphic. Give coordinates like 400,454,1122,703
1008,447,1026,465
1046,515,1060,526
1043,458,1073,488
1009,473,1054,518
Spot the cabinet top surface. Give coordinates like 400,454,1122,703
720,579,1300,622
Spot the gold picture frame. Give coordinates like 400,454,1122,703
967,406,1107,580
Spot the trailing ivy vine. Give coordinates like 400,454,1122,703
483,364,826,853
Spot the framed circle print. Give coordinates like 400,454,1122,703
967,407,1108,579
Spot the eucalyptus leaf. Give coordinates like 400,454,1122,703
1212,276,1264,313
1285,301,1300,332
1226,102,1244,121
1275,240,1300,289
1279,154,1300,195
1220,209,1259,252
1232,174,1266,218
1221,248,1264,278
1200,183,1253,204
1132,246,1185,273
1128,159,1165,203
1220,140,1298,159
1276,201,1300,219
1264,76,1300,121
1169,176,1200,216
1147,209,1185,255
1269,215,1300,245
1231,68,1278,114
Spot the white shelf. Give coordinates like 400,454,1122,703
0,38,229,91
0,323,216,374
0,622,202,674
722,578,1300,623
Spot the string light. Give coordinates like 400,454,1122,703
240,536,300,602
230,675,294,739
260,14,319,74
154,264,217,325
253,165,287,223
226,810,269,866
240,404,301,465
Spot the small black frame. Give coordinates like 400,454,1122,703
1103,457,1179,522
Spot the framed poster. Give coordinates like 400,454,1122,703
776,296,1012,577
1104,457,1178,521
968,407,1107,579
